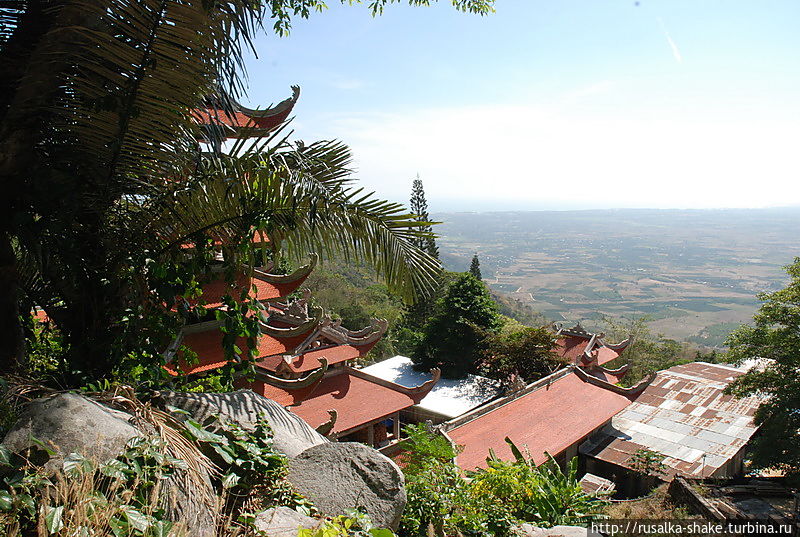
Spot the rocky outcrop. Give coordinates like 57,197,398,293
287,442,406,530
1,393,216,537
2,391,408,535
1,392,139,472
155,390,328,458
254,506,323,537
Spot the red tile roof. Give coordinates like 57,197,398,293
256,344,361,373
192,107,292,133
253,274,310,302
254,371,417,434
183,272,308,310
594,346,622,366
554,336,590,361
173,329,310,375
448,371,634,470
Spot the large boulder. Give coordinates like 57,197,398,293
254,506,323,537
1,393,216,537
287,442,406,530
154,390,328,458
1,392,138,472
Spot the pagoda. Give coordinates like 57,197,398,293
552,322,632,384
163,88,438,449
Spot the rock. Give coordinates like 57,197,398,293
1,393,139,472
254,506,323,537
287,442,406,530
518,524,603,537
2,393,217,536
155,390,328,458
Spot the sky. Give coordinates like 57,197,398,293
241,0,800,212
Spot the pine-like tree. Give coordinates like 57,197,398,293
413,273,502,378
469,254,482,280
410,175,439,260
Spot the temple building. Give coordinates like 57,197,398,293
580,362,762,495
441,364,652,471
163,88,438,450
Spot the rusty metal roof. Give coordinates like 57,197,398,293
580,362,761,479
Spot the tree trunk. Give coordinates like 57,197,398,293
0,231,24,375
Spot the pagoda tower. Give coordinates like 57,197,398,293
164,88,438,449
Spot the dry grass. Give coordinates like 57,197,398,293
604,484,697,521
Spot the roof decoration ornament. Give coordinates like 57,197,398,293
254,358,329,389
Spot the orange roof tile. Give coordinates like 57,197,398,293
448,371,633,471
192,107,292,133
254,372,417,434
182,272,308,310
554,336,590,361
174,329,310,375
594,346,622,366
256,345,361,373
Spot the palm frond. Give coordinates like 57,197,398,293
145,136,441,302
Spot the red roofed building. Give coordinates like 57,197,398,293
253,366,439,445
442,365,653,471
194,86,300,148
163,87,439,450
553,322,631,368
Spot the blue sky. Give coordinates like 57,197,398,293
241,1,800,211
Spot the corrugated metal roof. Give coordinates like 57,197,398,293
580,362,761,479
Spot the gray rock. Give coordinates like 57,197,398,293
2,393,217,536
155,390,328,458
1,393,138,472
287,442,406,530
518,524,603,537
254,506,323,537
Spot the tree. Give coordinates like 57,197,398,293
409,175,439,260
0,0,495,381
725,258,800,478
469,254,482,280
413,273,502,378
628,448,668,479
601,316,693,386
479,324,561,386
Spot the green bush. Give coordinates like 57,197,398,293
398,428,608,537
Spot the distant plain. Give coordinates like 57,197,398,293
434,208,800,346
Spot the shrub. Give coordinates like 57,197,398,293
398,429,608,537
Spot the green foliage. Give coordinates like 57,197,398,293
601,316,694,386
627,448,668,478
476,443,608,529
479,324,561,386
725,257,800,478
299,510,395,537
397,424,459,475
469,254,482,281
489,292,547,328
398,427,607,537
414,273,502,378
2,0,451,387
300,260,408,362
180,413,312,516
409,176,439,261
0,435,186,536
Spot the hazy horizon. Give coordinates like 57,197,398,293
429,202,800,214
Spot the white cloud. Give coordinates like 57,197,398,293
318,102,800,210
